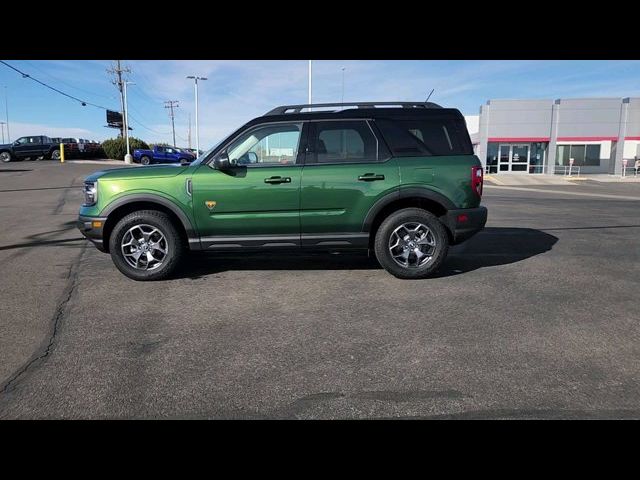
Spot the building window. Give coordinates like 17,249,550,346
556,144,601,167
486,142,499,173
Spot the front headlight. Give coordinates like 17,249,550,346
82,181,98,206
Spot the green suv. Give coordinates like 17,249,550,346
78,102,487,280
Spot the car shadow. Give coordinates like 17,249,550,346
173,227,558,280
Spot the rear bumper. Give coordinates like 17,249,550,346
77,215,108,252
443,206,487,245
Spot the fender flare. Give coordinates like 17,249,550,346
101,194,197,239
362,187,456,232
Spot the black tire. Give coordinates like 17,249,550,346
374,208,449,279
0,151,11,163
50,149,61,161
141,156,151,166
108,210,184,281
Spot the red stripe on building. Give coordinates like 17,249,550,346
556,136,618,142
488,137,550,142
624,136,640,141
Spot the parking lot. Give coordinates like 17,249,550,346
0,160,639,419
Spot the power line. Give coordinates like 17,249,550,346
21,60,116,101
0,60,113,110
127,114,171,136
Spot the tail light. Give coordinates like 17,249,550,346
471,166,483,197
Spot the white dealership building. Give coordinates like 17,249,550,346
467,97,640,175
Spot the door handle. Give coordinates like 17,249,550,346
358,174,385,181
264,176,291,184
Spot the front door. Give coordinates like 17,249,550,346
498,144,530,173
191,122,307,248
12,136,41,158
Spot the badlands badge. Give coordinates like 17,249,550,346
205,200,217,210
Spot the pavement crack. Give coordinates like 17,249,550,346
0,243,86,395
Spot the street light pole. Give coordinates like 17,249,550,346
308,60,313,107
123,81,135,164
0,121,5,143
187,75,207,156
341,66,345,104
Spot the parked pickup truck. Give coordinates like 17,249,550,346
133,145,196,165
0,135,62,162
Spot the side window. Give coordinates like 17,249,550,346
157,146,165,153
14,137,27,145
376,118,473,156
227,123,302,166
313,120,379,164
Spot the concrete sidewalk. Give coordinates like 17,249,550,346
66,159,137,166
485,173,640,186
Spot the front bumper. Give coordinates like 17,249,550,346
77,215,108,252
443,206,487,245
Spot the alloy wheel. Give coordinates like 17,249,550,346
121,224,168,270
388,222,436,268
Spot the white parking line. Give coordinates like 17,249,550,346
485,185,640,201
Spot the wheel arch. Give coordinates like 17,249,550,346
101,195,197,253
363,188,455,248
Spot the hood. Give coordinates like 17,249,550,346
85,164,186,182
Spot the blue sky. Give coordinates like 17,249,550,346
2,60,640,146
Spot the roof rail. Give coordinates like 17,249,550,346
264,101,442,116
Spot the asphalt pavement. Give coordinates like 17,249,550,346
1,161,639,419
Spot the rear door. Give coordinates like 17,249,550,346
154,146,166,162
300,119,399,247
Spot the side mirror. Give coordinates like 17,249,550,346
213,151,237,170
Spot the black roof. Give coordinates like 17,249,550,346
243,102,464,128
264,101,442,115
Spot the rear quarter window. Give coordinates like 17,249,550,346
376,117,473,157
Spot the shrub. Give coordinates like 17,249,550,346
101,137,150,160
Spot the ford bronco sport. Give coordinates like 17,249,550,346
77,101,487,280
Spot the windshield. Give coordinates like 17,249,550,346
188,138,226,167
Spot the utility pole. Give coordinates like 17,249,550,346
0,121,5,143
164,100,179,147
188,113,192,149
3,86,9,142
107,60,131,138
341,66,345,104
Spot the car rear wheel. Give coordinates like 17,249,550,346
141,156,151,165
109,210,184,281
374,208,449,279
0,152,11,163
51,149,61,161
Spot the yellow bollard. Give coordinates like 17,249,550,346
60,142,65,163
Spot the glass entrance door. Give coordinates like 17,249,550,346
511,144,529,172
498,144,530,173
498,145,511,172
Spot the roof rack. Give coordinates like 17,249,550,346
264,101,442,116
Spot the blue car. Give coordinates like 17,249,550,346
132,145,196,165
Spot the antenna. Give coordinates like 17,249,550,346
425,89,435,102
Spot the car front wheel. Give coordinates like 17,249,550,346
140,156,151,165
109,210,184,281
374,208,449,279
0,152,12,163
